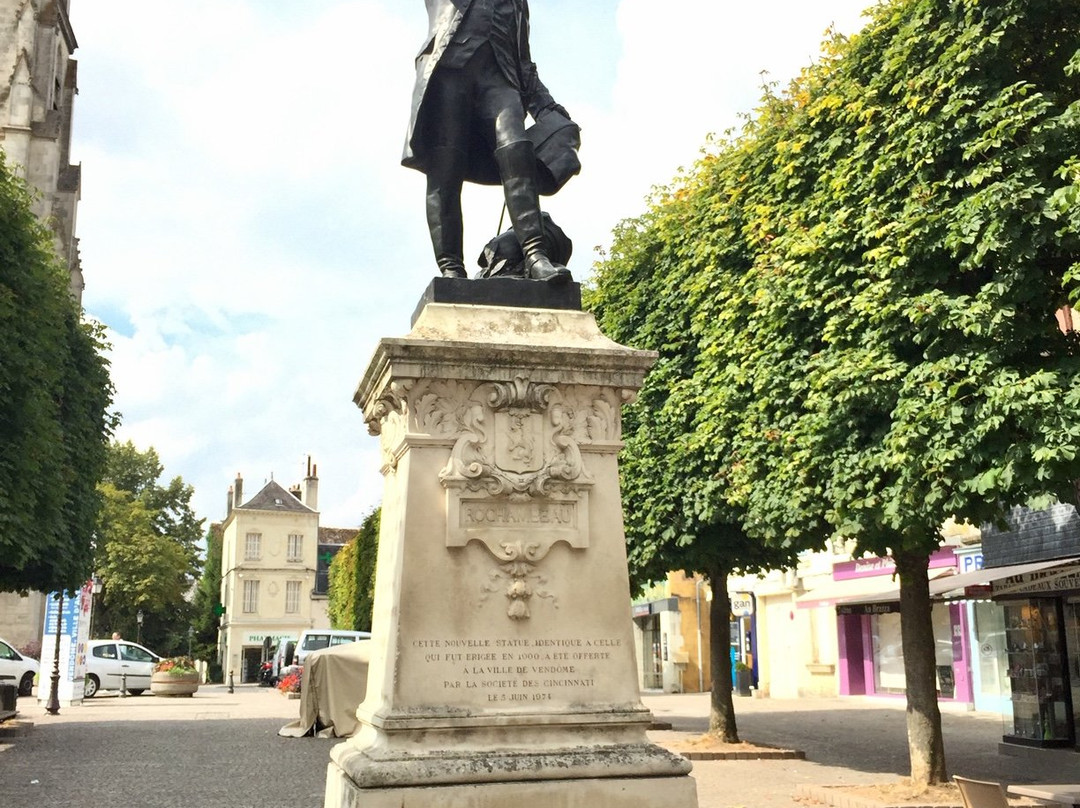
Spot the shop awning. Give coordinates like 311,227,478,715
796,568,961,610
798,557,1080,610
796,575,904,609
929,559,1068,600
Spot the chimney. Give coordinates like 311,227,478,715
301,457,318,511
226,485,233,517
233,473,243,510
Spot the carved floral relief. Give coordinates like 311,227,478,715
369,374,627,620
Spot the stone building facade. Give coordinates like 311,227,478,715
217,468,355,682
0,0,84,301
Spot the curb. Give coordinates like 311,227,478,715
680,747,805,761
0,720,34,739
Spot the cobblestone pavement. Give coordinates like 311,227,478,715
1,686,1075,808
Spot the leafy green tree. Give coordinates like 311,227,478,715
328,508,380,632
94,442,204,654
327,538,358,629
0,154,115,593
588,207,807,742
591,0,1080,785
190,523,224,676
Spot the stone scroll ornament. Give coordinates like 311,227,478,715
371,376,626,620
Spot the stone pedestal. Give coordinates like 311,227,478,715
326,294,697,807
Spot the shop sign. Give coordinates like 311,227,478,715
245,632,296,644
993,563,1080,596
730,592,754,617
834,548,957,580
41,584,93,702
957,550,984,574
836,602,900,616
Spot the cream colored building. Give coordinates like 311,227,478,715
217,467,359,682
218,471,324,682
0,0,85,301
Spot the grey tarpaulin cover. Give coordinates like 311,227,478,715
278,640,370,738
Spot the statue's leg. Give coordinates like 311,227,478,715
425,147,469,278
493,140,571,284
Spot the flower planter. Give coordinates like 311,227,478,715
735,668,753,697
150,671,199,697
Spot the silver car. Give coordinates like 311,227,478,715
85,640,159,697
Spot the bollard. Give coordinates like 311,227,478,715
120,673,127,698
228,670,234,694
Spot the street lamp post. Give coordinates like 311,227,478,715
187,625,194,658
88,575,103,639
136,609,144,645
44,591,63,715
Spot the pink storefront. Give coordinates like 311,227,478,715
800,549,974,703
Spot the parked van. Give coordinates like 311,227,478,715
257,637,298,686
294,629,370,665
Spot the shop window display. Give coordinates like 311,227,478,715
871,605,956,696
1066,599,1080,747
1002,599,1072,747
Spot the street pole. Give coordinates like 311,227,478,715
88,575,102,640
44,591,63,715
136,609,144,645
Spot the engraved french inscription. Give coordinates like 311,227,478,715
408,636,622,705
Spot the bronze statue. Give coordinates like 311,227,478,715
404,0,577,283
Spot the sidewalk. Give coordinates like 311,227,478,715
646,692,1077,808
1,686,1075,808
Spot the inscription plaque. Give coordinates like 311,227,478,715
447,493,589,553
408,635,623,706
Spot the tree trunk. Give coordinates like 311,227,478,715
706,565,739,742
894,548,947,785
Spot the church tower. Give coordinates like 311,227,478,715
0,0,84,303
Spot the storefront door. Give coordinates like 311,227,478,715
640,615,662,690
970,601,1011,714
242,646,262,683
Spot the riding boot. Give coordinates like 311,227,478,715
494,140,571,284
426,147,468,278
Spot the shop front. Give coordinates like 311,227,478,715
631,597,679,691
990,564,1080,748
798,549,975,702
980,503,1080,751
833,600,971,701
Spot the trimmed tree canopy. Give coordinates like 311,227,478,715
589,0,1080,783
0,154,114,593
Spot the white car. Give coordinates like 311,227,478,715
85,639,160,697
0,636,39,696
294,629,370,666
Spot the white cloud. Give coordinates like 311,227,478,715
70,0,874,530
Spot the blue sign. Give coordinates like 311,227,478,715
959,553,984,574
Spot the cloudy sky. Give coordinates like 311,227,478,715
70,0,872,531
